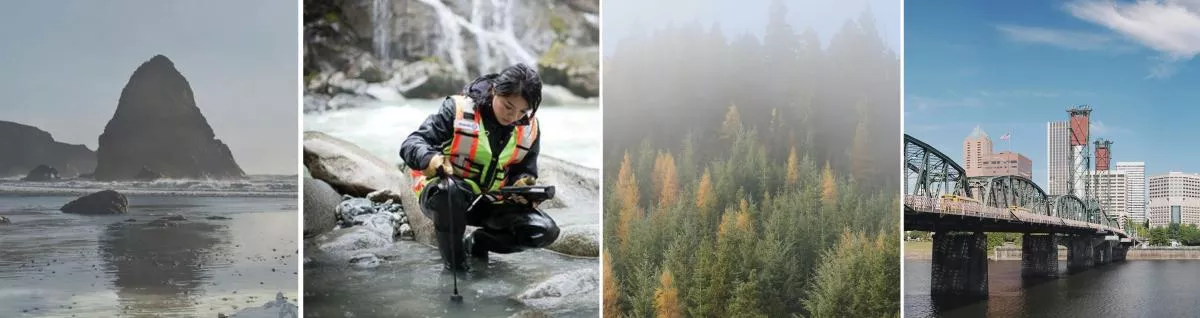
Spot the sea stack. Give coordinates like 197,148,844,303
94,55,245,180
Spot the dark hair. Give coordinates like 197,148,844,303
493,63,542,116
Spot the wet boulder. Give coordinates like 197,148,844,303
61,190,128,215
514,268,600,313
303,178,339,237
545,224,599,257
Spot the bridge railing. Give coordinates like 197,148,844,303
906,195,1128,237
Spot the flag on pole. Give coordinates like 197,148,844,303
1000,132,1010,141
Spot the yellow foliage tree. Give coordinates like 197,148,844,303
653,268,683,318
653,152,680,208
603,249,621,317
821,161,838,210
616,152,642,248
718,207,737,238
695,168,714,211
786,146,800,186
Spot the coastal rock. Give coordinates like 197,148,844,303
0,121,95,178
94,55,245,180
134,166,162,180
304,178,340,238
61,190,128,215
21,164,60,181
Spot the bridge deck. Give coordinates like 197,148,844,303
905,195,1129,238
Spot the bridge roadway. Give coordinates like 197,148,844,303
904,134,1137,299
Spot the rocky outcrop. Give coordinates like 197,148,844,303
0,121,95,178
61,190,128,215
304,178,340,237
93,55,245,181
303,0,599,112
22,164,60,181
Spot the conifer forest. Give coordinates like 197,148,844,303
602,2,901,317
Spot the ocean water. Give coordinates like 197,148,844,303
0,177,298,317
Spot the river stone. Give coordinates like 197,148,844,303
514,268,599,311
304,178,339,238
315,226,392,258
302,131,406,197
349,253,381,269
545,224,599,257
61,190,128,215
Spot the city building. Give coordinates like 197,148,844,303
1092,170,1128,226
961,126,1032,179
1116,162,1147,224
1046,121,1070,195
963,126,992,177
1148,172,1200,227
978,151,1033,179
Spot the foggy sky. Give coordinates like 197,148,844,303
0,1,298,175
602,0,902,56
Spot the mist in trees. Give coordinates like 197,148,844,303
602,1,900,316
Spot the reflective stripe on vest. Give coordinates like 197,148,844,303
411,95,539,196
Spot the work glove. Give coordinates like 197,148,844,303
422,154,454,178
509,176,537,206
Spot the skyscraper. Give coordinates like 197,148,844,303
1047,121,1070,195
1116,162,1147,224
1092,170,1128,226
964,125,992,177
962,127,1032,179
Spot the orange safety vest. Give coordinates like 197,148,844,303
411,95,539,196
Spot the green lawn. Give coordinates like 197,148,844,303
904,240,932,259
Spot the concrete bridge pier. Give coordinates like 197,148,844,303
1021,233,1058,277
931,231,988,298
1095,240,1113,265
1067,235,1094,272
1113,245,1128,261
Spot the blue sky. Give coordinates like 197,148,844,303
905,0,1200,186
602,0,901,57
0,1,298,175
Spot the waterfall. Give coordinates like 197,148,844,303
418,0,537,75
372,0,392,61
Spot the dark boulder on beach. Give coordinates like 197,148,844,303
61,190,129,215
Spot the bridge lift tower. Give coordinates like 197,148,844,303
1068,105,1092,200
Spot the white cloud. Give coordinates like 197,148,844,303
995,24,1128,51
907,95,988,110
1065,0,1200,78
